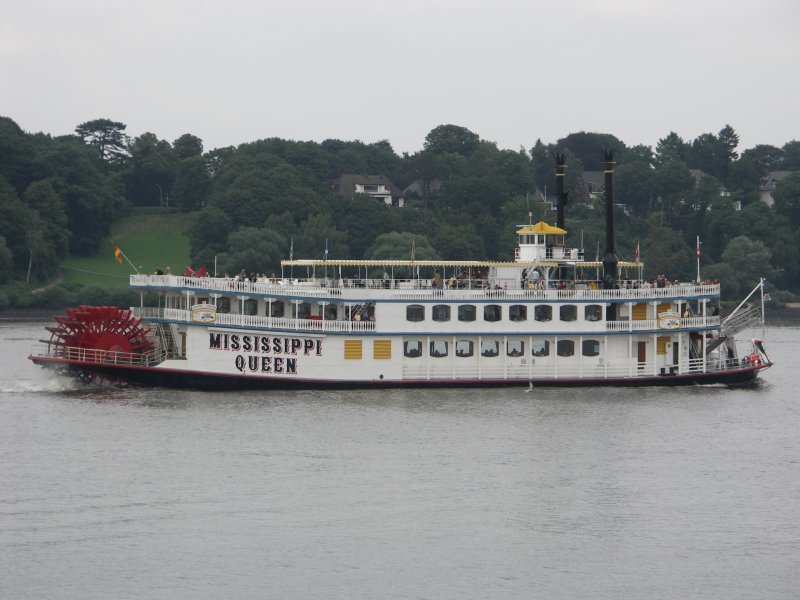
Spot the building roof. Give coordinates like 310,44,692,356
334,174,403,198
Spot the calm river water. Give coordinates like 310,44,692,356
1,318,799,600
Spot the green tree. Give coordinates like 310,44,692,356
367,232,438,262
173,156,212,211
23,179,71,277
0,235,12,283
75,118,129,166
655,132,688,167
216,227,286,276
188,206,233,267
125,132,178,206
772,171,800,229
615,160,654,215
423,124,480,156
299,213,349,259
741,144,783,175
782,140,800,170
651,159,694,213
173,134,203,159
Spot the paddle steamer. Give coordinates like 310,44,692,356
29,153,772,388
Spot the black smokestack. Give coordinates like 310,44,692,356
602,150,618,290
555,153,568,230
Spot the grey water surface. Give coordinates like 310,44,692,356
1,319,799,600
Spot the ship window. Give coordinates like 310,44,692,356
532,340,550,357
244,299,258,315
560,305,577,322
430,340,448,358
484,304,502,322
585,304,602,321
432,304,451,322
455,340,474,357
458,305,476,322
557,340,575,357
507,340,524,357
217,297,231,314
406,304,425,322
481,340,499,357
404,340,423,358
270,301,284,318
324,304,338,320
344,339,362,360
296,302,312,319
509,305,527,322
582,339,600,356
534,305,552,322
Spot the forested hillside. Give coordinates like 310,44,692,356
2,116,799,308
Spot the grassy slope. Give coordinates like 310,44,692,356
61,212,193,288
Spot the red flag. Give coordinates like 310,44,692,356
635,241,640,261
114,245,123,264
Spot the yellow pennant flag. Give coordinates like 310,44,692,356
114,245,123,265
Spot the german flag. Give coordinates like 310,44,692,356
114,244,123,265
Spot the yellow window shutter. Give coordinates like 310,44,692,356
656,336,670,355
344,340,363,359
373,340,391,360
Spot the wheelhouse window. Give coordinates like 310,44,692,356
432,304,451,322
560,305,577,322
509,305,527,322
404,340,423,358
270,301,284,318
507,340,524,357
430,340,448,358
458,305,476,322
532,340,550,357
406,305,425,322
484,304,502,322
557,340,575,357
455,340,474,357
534,305,552,322
481,340,499,357
582,339,600,357
585,304,603,321
217,297,231,314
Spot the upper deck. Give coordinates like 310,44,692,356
130,274,720,304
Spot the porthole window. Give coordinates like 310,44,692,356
585,304,603,321
455,340,474,357
270,301,284,318
458,305,476,322
404,340,423,358
406,304,425,322
507,340,524,357
534,305,552,322
484,304,502,322
560,305,577,322
582,339,600,357
557,340,575,357
509,305,527,322
432,304,451,322
430,340,449,358
481,340,499,357
532,340,550,357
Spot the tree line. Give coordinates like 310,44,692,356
2,116,800,307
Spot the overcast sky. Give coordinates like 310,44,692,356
2,0,798,156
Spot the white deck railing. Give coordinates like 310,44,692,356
130,274,720,303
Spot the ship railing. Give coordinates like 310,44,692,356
401,354,750,381
130,274,719,302
30,344,167,366
130,307,376,333
605,316,719,331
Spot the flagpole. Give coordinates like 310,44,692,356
696,235,701,283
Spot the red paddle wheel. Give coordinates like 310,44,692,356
46,305,152,356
